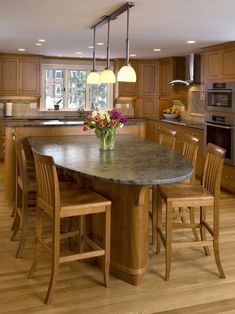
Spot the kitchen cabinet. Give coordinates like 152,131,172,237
114,59,159,117
222,165,235,192
204,47,235,81
0,55,41,96
158,57,187,100
138,62,159,117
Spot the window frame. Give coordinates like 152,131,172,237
40,63,114,111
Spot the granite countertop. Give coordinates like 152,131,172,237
28,134,193,185
4,119,145,128
146,117,204,130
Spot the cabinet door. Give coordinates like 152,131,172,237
20,59,40,95
222,48,235,80
139,63,158,96
205,51,221,81
139,97,158,117
159,59,172,98
0,58,19,94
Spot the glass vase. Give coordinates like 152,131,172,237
97,129,116,151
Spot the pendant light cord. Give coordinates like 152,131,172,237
125,6,130,65
106,18,111,69
92,26,97,71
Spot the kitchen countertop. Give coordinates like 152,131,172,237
4,119,145,128
28,134,193,185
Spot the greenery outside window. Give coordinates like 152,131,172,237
41,64,113,111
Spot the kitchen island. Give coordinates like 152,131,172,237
4,120,145,202
28,134,193,285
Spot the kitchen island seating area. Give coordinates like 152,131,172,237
28,149,112,305
155,143,226,281
27,134,194,286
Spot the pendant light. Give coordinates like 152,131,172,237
100,18,116,83
117,5,136,82
87,26,100,84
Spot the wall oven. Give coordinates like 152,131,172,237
204,113,235,165
205,82,235,113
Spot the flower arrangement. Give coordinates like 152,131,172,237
83,109,128,150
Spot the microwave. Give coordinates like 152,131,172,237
205,82,235,113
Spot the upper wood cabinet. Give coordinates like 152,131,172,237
138,62,158,96
204,46,235,81
0,55,41,96
158,57,187,100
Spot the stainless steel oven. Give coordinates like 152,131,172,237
204,112,235,165
205,82,235,113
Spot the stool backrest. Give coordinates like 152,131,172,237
13,138,29,187
202,143,226,198
32,149,60,218
159,128,177,150
182,134,199,184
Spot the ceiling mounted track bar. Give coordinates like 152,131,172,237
90,2,135,29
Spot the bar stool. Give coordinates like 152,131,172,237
151,127,177,244
28,149,111,304
155,143,226,280
11,137,36,258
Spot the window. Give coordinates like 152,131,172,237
41,64,113,111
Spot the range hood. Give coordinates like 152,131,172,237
169,53,201,86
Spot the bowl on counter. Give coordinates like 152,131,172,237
163,113,179,119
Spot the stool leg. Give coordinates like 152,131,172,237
28,206,42,278
152,185,157,245
213,204,225,279
200,206,210,256
11,209,20,241
45,218,60,305
165,201,173,281
189,207,199,241
156,191,162,254
16,193,28,258
103,205,111,288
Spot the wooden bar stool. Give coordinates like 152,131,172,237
11,137,36,258
151,127,177,244
155,143,226,281
159,127,177,149
28,149,111,305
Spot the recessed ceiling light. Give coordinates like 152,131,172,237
18,48,26,51
76,51,82,55
38,39,45,42
36,43,42,46
130,54,136,57
88,46,94,49
153,48,161,52
97,42,104,46
187,40,196,44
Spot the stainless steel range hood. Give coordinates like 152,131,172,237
169,53,201,86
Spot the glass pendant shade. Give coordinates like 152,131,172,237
100,67,116,83
117,63,136,82
87,70,100,84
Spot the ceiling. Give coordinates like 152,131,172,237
1,0,235,59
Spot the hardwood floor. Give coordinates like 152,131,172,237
1,163,235,313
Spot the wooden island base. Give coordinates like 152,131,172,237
84,177,149,285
